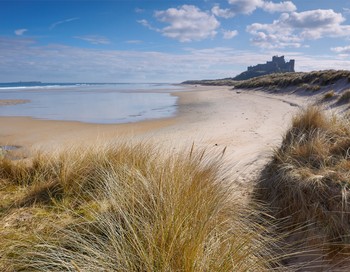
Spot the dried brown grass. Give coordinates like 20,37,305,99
253,106,350,268
0,143,279,271
323,90,336,100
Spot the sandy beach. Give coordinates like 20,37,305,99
4,82,350,271
0,85,310,178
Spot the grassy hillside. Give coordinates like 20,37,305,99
0,143,278,271
183,70,350,90
234,70,350,90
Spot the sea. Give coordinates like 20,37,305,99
0,82,185,124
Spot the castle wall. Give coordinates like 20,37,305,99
234,55,295,80
246,56,294,73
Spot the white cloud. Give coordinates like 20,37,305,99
153,5,220,42
286,9,344,28
247,9,350,48
15,29,28,36
247,20,302,48
286,10,350,39
50,17,79,30
137,19,159,32
212,5,235,18
262,1,296,13
0,38,267,82
227,0,263,14
216,0,295,16
2,37,350,83
223,30,238,39
331,45,350,54
74,35,110,45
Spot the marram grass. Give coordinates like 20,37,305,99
0,142,278,271
253,106,350,266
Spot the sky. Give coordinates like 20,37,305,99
1,0,350,83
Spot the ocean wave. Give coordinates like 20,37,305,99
0,83,97,90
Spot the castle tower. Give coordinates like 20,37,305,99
234,55,295,80
289,59,295,72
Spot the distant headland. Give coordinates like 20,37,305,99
233,55,295,81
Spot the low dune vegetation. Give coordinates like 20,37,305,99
322,90,336,100
253,106,350,266
234,70,350,90
183,70,350,91
337,89,350,105
182,79,236,86
0,143,278,271
4,94,350,270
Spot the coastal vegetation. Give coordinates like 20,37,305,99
4,107,350,270
254,106,350,267
234,70,350,90
0,143,277,271
182,78,236,86
323,90,336,100
4,70,350,270
337,89,350,104
183,70,350,91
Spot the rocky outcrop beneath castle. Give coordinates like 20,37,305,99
234,56,295,81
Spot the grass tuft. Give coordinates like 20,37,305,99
323,90,336,100
337,89,350,104
253,106,350,266
0,143,278,271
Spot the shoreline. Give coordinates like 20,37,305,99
0,83,184,125
0,85,218,150
0,85,310,180
0,85,202,153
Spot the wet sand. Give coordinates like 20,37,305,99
0,85,310,178
0,99,30,106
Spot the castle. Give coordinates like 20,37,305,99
234,56,295,80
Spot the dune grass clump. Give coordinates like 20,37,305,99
0,143,278,271
254,106,350,257
323,90,336,100
337,89,350,104
299,83,321,92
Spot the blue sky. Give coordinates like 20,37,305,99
1,0,350,83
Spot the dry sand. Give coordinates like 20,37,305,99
0,85,310,179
